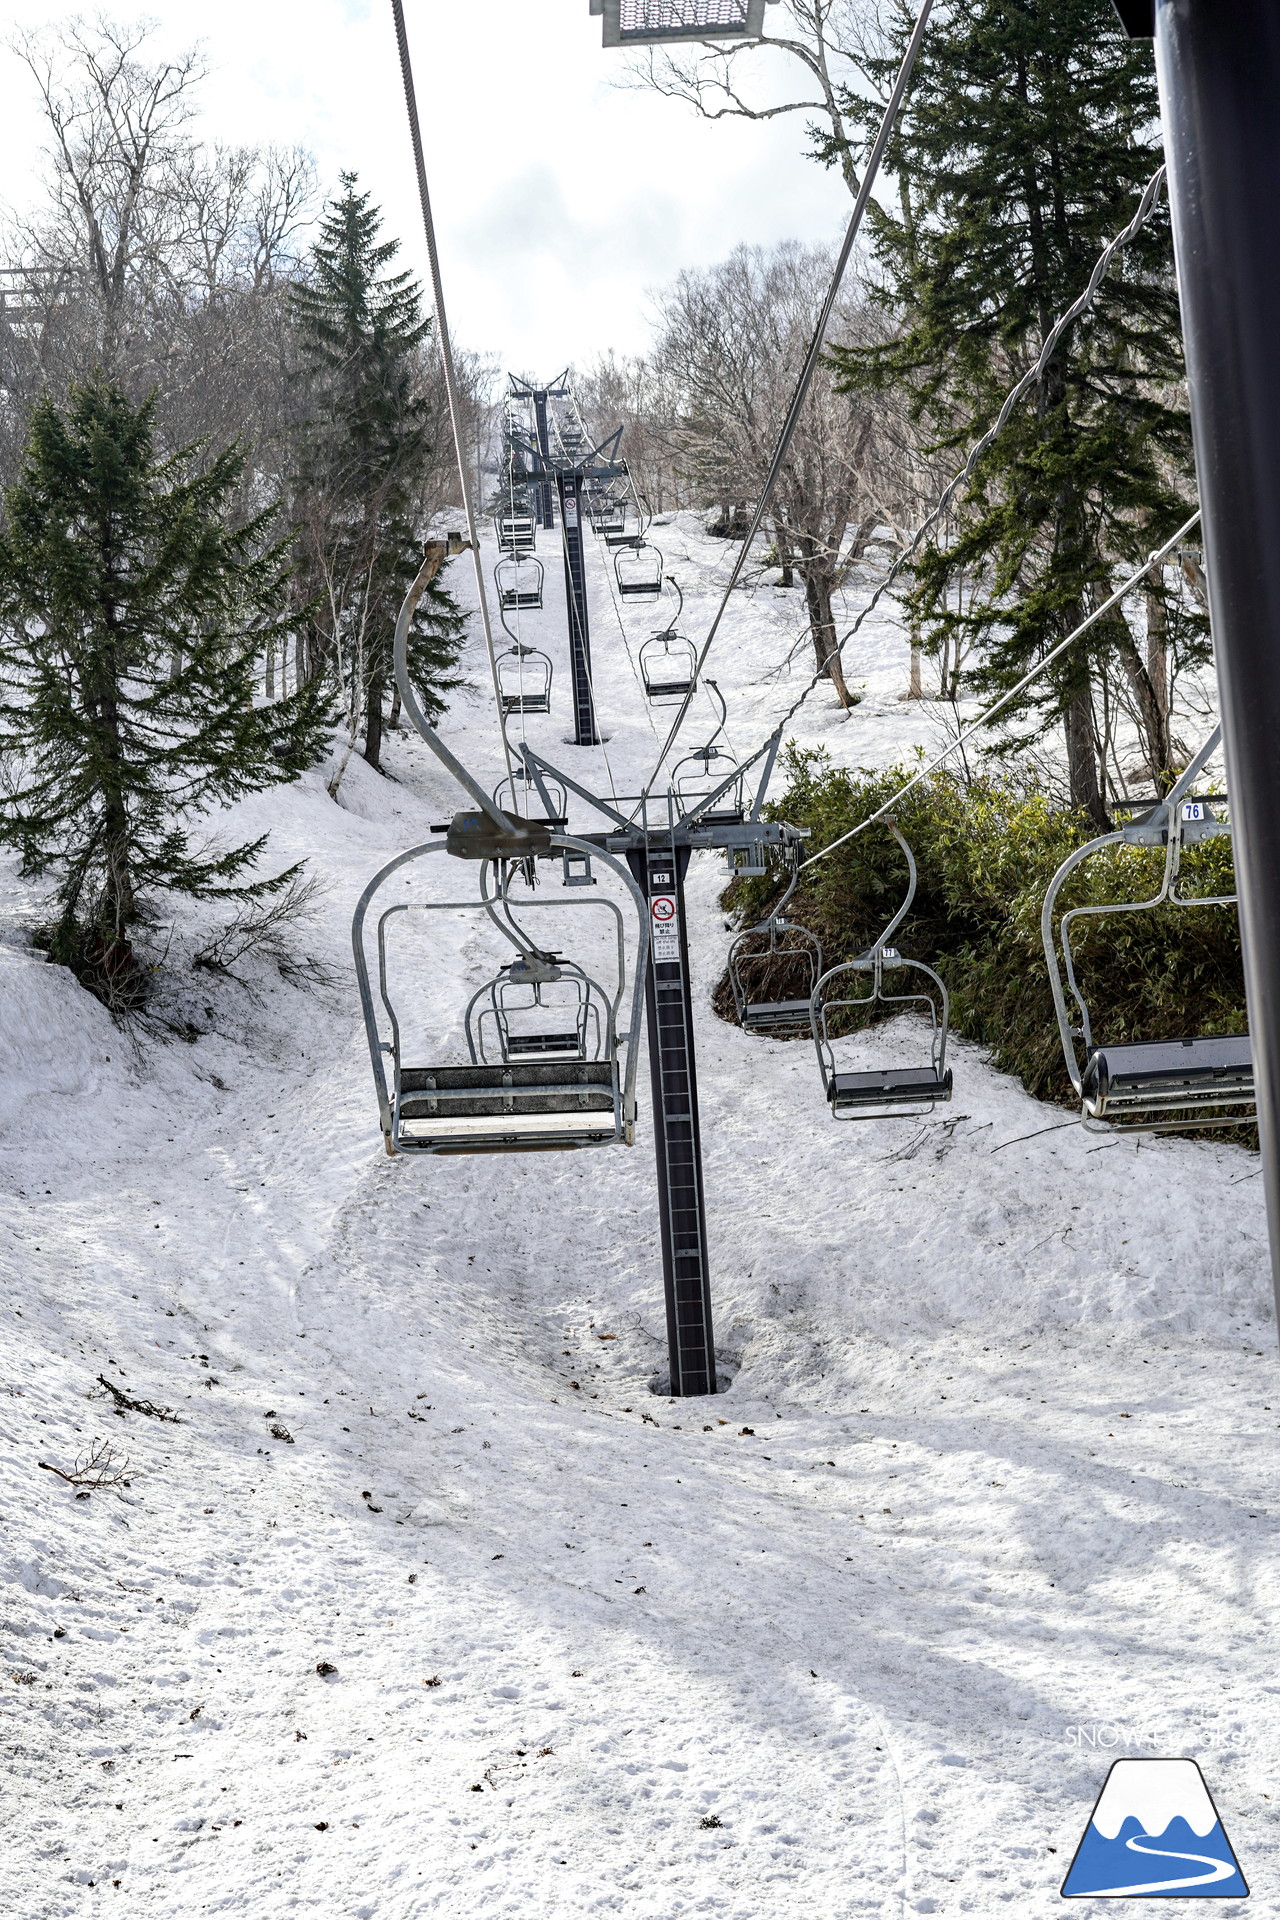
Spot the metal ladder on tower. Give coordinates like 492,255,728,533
626,799,715,1396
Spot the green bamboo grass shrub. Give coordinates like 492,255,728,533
717,749,1246,1107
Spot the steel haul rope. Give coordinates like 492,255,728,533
390,0,516,788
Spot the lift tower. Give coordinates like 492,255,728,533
511,420,626,749
511,724,797,1398
509,373,568,531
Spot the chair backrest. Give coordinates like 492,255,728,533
468,963,604,1065
497,648,552,705
494,771,567,824
640,631,697,698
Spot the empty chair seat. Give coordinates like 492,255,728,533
500,684,552,716
593,0,772,49
615,544,663,600
828,1066,953,1111
353,831,645,1160
742,997,813,1032
495,512,537,554
641,631,698,703
496,556,545,610
502,1031,584,1057
1081,1035,1253,1118
1038,722,1256,1135
809,824,951,1120
397,1062,619,1153
496,646,552,715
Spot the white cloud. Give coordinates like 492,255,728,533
0,0,850,369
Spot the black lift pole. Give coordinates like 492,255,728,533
520,733,806,1399
509,371,568,531
556,471,600,747
1131,0,1280,1325
532,389,555,530
512,404,622,753
626,837,717,1397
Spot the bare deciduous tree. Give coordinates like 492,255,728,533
1,18,318,496
623,0,895,201
571,351,687,513
654,242,912,707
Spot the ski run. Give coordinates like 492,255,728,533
1,516,1275,1918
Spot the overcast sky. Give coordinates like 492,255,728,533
0,0,852,375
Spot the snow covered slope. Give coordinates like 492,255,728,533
1,518,1275,1918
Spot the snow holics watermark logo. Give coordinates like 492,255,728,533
1061,1759,1248,1898
1062,1724,1256,1758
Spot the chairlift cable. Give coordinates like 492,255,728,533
688,159,1178,839
793,161,1170,727
389,0,516,787
635,0,936,804
595,525,666,755
586,468,667,753
795,510,1202,872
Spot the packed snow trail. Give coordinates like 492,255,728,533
1,518,1275,1917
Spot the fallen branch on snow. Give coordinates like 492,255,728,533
97,1374,179,1422
39,1439,132,1488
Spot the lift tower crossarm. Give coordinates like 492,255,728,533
508,372,572,529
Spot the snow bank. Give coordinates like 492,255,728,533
0,940,125,1128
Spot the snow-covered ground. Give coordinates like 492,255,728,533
1,516,1275,1918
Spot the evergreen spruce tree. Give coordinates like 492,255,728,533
0,379,330,1005
830,0,1201,822
290,174,464,772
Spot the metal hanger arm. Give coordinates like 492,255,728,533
394,548,514,834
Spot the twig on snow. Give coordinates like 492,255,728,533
990,1122,1077,1154
97,1374,179,1422
39,1439,132,1488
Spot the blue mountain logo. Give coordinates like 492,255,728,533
1062,1759,1247,1898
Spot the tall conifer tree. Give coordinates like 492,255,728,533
0,379,330,1003
290,174,463,771
831,0,1200,821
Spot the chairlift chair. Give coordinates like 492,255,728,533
497,645,553,716
352,841,648,1156
615,542,664,601
495,508,537,555
495,554,545,611
493,768,567,827
810,822,953,1118
1040,723,1253,1132
672,744,744,821
590,495,627,535
640,630,698,704
728,864,823,1036
590,0,775,47
604,512,643,550
467,955,605,1063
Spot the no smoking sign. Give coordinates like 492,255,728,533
650,893,680,958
